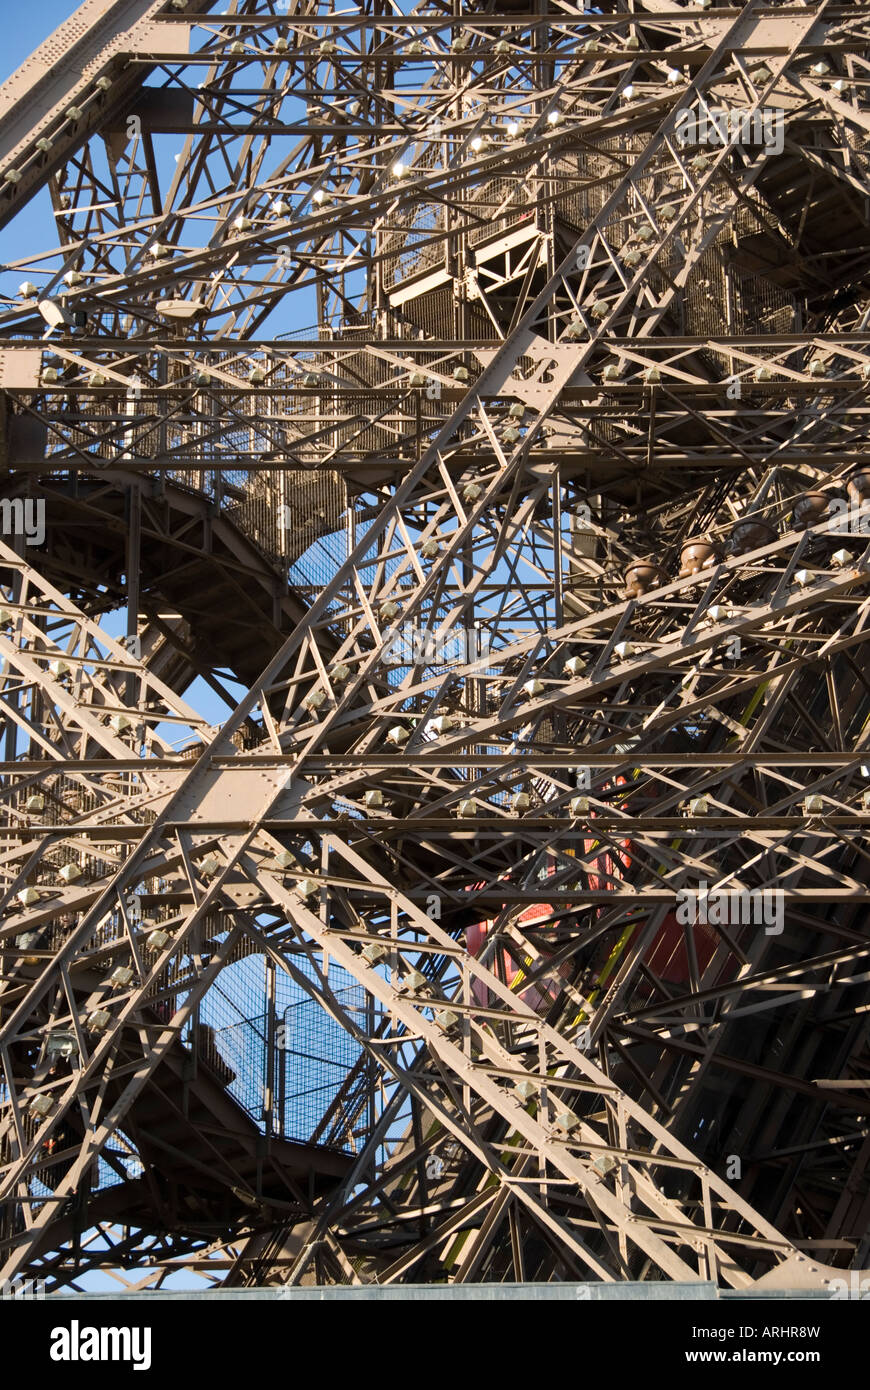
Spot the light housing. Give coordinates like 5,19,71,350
593,1153,619,1175
434,1009,459,1030
399,968,427,992
361,941,389,964
46,1030,77,1060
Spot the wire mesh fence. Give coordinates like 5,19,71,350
194,950,378,1152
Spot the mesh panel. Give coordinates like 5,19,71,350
277,972,371,1145
194,951,376,1152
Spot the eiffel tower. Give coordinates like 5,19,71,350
1,0,870,1293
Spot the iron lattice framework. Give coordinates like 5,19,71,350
1,0,870,1291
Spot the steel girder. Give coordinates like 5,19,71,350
2,0,870,1291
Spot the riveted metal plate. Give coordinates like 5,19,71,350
0,349,42,390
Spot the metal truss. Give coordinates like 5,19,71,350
2,0,870,1291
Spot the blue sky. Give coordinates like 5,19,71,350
0,5,84,282
0,3,76,88
0,3,251,728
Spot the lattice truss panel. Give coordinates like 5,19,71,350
2,0,870,1291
